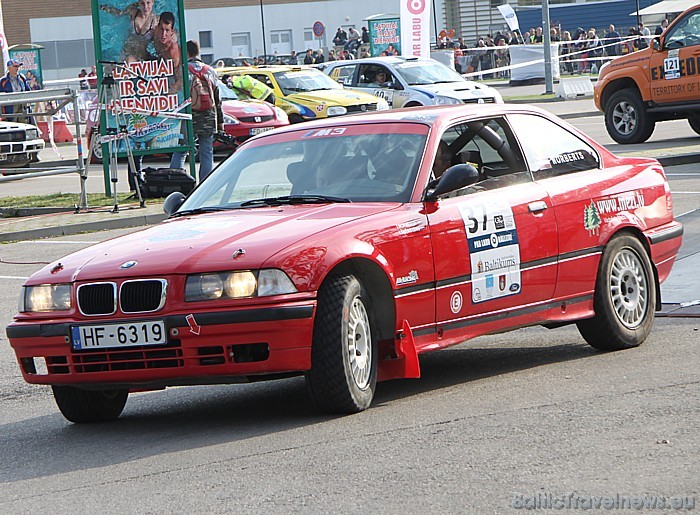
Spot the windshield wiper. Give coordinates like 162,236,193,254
239,195,351,207
171,207,227,218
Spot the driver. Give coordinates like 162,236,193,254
370,69,389,86
432,141,452,180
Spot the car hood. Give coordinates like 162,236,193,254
221,99,275,117
30,204,398,284
288,89,378,106
413,81,499,100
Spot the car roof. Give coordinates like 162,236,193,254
254,103,555,137
218,65,316,74
326,56,434,67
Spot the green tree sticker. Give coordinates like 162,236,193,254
584,200,602,236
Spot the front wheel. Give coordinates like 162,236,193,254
52,385,129,423
604,89,655,144
688,115,700,135
305,275,378,414
577,235,656,350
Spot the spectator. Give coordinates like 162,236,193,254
78,69,89,90
509,30,522,45
604,24,621,57
638,22,651,49
87,65,97,88
328,49,337,61
333,27,347,47
560,31,574,74
532,27,544,43
587,29,602,72
170,40,223,182
453,42,464,73
314,49,325,64
359,47,370,59
622,27,639,55
345,27,361,53
0,59,33,124
303,49,315,64
550,28,560,42
341,49,355,60
288,50,298,65
361,26,370,45
655,19,668,35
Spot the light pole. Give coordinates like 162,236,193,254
260,0,267,60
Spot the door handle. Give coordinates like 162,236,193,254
528,201,548,213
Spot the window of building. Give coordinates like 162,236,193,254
199,31,213,49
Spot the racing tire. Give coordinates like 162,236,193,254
688,115,700,136
576,235,656,351
604,89,655,144
52,385,129,423
305,275,378,414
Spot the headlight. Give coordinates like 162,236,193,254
223,113,240,124
26,128,39,140
274,106,288,122
326,106,347,116
20,284,72,312
434,95,461,105
185,269,296,301
376,98,390,110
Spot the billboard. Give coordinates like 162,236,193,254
91,0,191,164
8,46,43,90
367,15,401,57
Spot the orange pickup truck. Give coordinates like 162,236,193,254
594,4,700,143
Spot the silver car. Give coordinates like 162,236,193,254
321,56,503,108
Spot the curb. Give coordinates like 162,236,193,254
0,212,167,243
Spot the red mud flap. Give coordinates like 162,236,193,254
378,320,421,381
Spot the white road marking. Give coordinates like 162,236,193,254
0,275,29,280
28,240,99,244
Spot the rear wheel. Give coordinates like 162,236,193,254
52,385,128,423
305,275,378,414
577,235,656,350
604,89,655,144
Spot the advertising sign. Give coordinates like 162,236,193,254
400,0,430,58
91,0,191,164
367,15,401,57
8,46,43,90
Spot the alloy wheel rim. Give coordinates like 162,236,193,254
610,248,648,328
346,296,371,389
612,101,637,136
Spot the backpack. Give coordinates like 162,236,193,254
190,67,214,112
140,167,196,198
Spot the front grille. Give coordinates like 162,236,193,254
120,279,167,313
77,282,116,315
73,346,183,373
463,97,497,104
0,131,26,142
238,115,273,123
346,103,378,113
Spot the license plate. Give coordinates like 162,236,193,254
71,320,166,350
250,127,273,135
0,154,6,161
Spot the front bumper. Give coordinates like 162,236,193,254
0,136,45,169
7,302,316,390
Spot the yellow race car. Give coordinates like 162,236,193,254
217,65,389,123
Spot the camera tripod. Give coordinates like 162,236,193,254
87,63,145,212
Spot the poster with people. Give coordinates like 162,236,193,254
91,0,190,157
8,47,44,89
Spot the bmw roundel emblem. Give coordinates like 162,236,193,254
120,260,138,269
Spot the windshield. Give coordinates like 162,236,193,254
218,82,241,101
273,70,344,94
395,61,465,85
178,123,429,210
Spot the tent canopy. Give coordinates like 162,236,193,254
632,0,696,16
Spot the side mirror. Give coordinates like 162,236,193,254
652,37,661,51
424,164,480,201
163,191,186,216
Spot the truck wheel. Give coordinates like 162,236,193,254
604,89,655,144
305,275,378,414
688,116,700,135
52,385,128,423
577,235,656,351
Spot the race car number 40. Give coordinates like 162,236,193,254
71,320,166,350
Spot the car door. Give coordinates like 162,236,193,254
507,112,605,301
649,6,700,104
354,64,403,108
426,117,558,340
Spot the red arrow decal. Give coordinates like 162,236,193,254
185,314,201,335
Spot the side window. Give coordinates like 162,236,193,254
357,64,375,86
435,117,530,194
508,113,600,179
665,11,700,49
250,73,274,89
329,64,357,86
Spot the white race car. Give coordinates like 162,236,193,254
321,56,503,108
0,120,44,169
